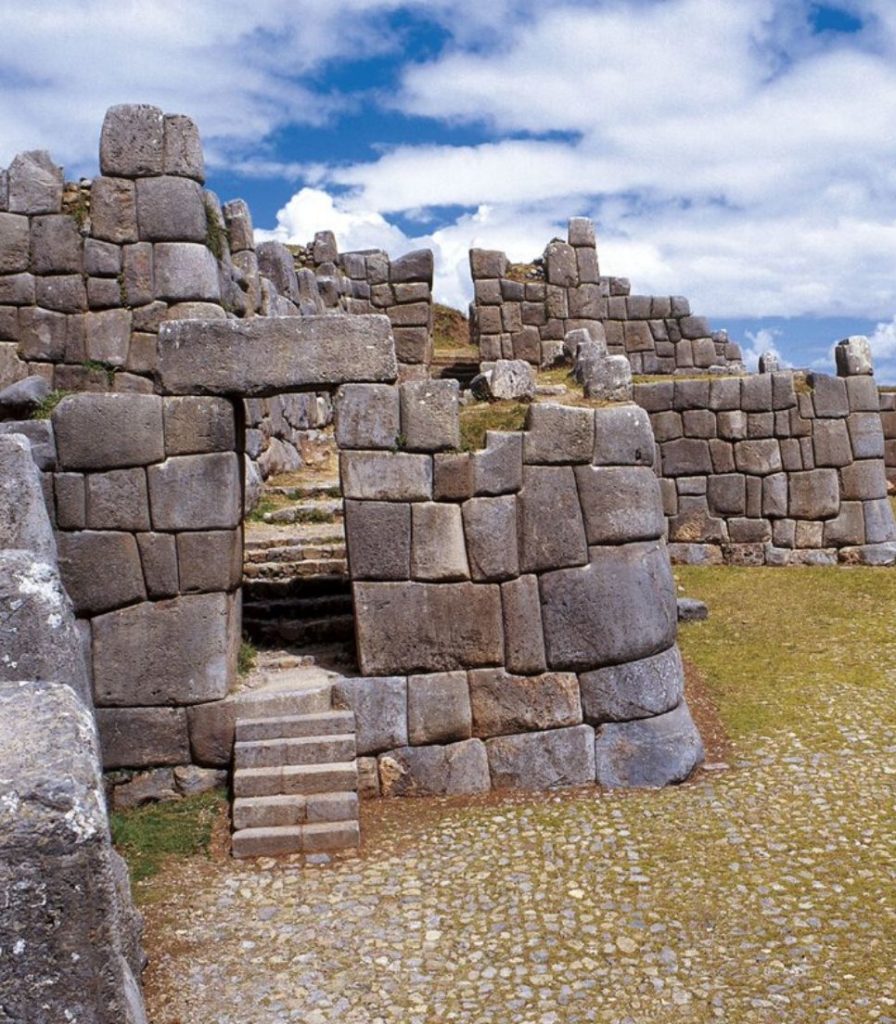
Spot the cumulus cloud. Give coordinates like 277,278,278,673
868,315,896,360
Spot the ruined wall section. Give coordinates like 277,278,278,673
470,218,744,375
878,390,896,483
635,370,896,565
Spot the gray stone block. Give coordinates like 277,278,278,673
177,530,241,592
845,374,880,412
593,405,655,466
345,500,411,580
823,501,866,546
469,249,507,278
864,498,896,543
163,396,235,455
840,459,887,500
335,383,400,449
813,418,853,467
332,676,407,755
472,431,523,495
54,472,85,531
162,113,204,181
148,452,241,530
594,701,704,787
92,592,235,705
810,374,849,417
136,175,207,241
0,553,90,704
53,394,164,470
0,419,56,471
501,574,547,675
86,467,150,531
90,176,138,243
788,469,840,519
223,199,254,252
706,473,746,515
34,273,87,313
434,452,474,500
0,272,35,306
634,381,674,412
545,241,578,287
835,335,873,377
462,494,519,581
85,308,131,366
96,706,190,768
407,672,472,745
0,434,56,559
518,465,588,572
122,241,154,305
734,439,782,475
540,541,678,671
100,103,165,176
153,241,220,302
353,581,503,675
341,450,432,501
57,531,146,616
568,217,596,247
661,438,712,476
762,473,788,518
411,503,469,580
470,669,581,738
580,644,684,723
486,724,596,790
137,532,179,598
158,314,398,396
523,403,594,464
29,213,82,274
7,150,63,214
390,248,433,285
574,465,663,544
847,412,885,459
399,379,460,452
379,738,489,797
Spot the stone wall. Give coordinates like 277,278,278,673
335,382,704,794
878,390,896,483
469,218,744,375
634,369,896,565
0,432,146,1022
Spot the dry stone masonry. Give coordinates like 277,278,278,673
469,218,745,375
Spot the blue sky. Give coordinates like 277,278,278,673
3,1,896,376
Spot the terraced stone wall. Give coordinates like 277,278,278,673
335,382,704,796
469,218,745,375
634,370,896,565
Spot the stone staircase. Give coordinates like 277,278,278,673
431,349,481,389
230,667,360,858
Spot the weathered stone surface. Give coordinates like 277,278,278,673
0,213,30,273
0,680,146,1024
30,213,82,274
158,315,398,396
136,175,207,241
100,103,165,177
847,412,885,459
345,500,411,580
162,113,204,181
353,581,503,675
154,241,220,302
0,553,91,704
18,306,67,360
0,419,56,471
470,249,507,278
92,592,235,705
518,465,588,572
462,495,519,581
86,468,151,531
540,541,678,671
845,374,880,412
788,469,840,519
7,150,63,214
111,767,179,810
379,739,489,797
341,450,432,501
177,530,241,592
706,473,746,515
90,176,138,243
399,379,460,452
163,396,235,455
489,359,537,400
472,431,523,496
580,645,684,724
864,498,896,544
486,725,596,790
835,335,873,377
662,438,712,476
594,701,704,787
810,374,849,417
823,501,866,546
434,452,474,500
524,403,594,464
592,405,655,466
411,502,469,580
568,217,596,247
390,248,434,285
813,418,853,467
545,241,578,287
734,439,782,475
407,672,472,745
96,706,189,769
0,433,56,559
840,459,888,500
501,574,547,675
677,597,708,621
148,452,241,530
223,199,254,252
574,465,664,543
57,531,146,616
136,532,179,598
335,383,400,449
470,669,581,738
53,394,164,469
331,676,407,755
0,272,35,307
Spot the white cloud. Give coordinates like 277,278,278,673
741,327,785,372
868,315,896,360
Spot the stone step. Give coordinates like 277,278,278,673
243,558,348,580
233,761,358,798
244,543,346,564
231,819,360,858
242,613,355,648
263,500,344,525
230,681,333,722
243,591,353,620
234,733,356,769
243,573,350,601
236,710,355,742
233,790,358,829
267,479,340,498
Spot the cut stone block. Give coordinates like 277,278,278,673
407,672,472,745
30,213,82,274
399,379,460,452
523,403,594,464
379,739,490,797
96,707,189,769
341,450,432,501
331,676,408,755
344,500,411,580
840,459,887,501
540,541,678,671
734,439,782,475
353,581,503,676
158,315,398,396
486,724,595,790
57,531,146,616
472,431,523,495
0,434,56,560
334,383,400,449
136,532,179,598
469,669,581,738
53,394,164,470
411,502,469,580
153,242,220,302
813,419,853,467
501,574,547,675
100,103,165,177
148,452,241,530
85,309,131,367
434,452,474,500
163,112,205,181
89,176,137,243
847,412,885,459
7,150,63,214
594,701,704,788
810,374,849,417
86,467,150,531
580,645,684,723
592,405,655,466
461,495,519,582
788,469,840,519
835,335,873,376
92,592,234,705
163,396,236,455
518,465,588,572
574,465,664,544
176,530,242,593
137,175,208,241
